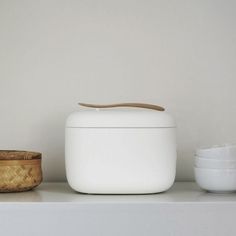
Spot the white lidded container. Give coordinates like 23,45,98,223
65,103,177,194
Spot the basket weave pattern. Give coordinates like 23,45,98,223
0,151,42,192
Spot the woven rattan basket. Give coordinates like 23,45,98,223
0,151,42,192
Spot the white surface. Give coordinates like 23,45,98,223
0,0,236,181
66,127,176,193
1,182,236,203
195,167,236,192
66,108,175,127
1,182,236,236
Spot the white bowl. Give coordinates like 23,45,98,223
196,145,236,160
194,167,236,193
195,156,236,169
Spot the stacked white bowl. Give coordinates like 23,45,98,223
194,145,236,193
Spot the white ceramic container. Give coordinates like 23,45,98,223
195,156,236,169
196,145,236,160
194,167,236,193
65,103,177,194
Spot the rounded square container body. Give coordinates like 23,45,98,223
65,109,176,194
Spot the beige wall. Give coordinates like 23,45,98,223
0,0,236,181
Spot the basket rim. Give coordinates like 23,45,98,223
0,150,41,160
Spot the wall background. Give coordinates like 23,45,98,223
0,0,236,181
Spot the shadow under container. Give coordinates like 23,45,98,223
66,108,177,194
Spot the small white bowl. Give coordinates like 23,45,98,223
194,167,236,193
195,156,236,169
196,145,236,160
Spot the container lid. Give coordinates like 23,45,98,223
66,103,175,128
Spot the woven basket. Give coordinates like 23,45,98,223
0,151,42,192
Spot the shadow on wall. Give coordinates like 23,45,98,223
28,113,67,182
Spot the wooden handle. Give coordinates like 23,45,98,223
79,103,165,111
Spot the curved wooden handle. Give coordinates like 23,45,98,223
79,103,165,111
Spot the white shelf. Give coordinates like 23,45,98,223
0,182,236,236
